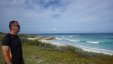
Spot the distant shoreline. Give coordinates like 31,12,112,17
25,32,113,34
39,39,113,55
27,36,113,55
74,44,113,55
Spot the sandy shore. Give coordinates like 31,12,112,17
39,40,113,55
28,37,113,55
74,44,113,55
39,40,66,46
28,36,55,40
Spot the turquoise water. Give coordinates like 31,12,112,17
38,33,113,53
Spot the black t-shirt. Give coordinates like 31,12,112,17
2,33,24,64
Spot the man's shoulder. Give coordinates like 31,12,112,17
2,33,11,46
3,33,12,40
4,33,10,38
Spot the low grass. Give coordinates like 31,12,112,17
22,40,113,64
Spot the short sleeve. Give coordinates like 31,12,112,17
2,35,10,46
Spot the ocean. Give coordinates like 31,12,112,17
38,33,113,54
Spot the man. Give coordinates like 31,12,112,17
2,20,24,64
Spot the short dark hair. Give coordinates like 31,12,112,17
9,20,20,31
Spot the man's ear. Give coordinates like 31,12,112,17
10,25,12,30
18,25,20,32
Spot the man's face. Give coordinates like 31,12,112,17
11,22,20,33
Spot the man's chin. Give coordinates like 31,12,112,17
14,31,19,34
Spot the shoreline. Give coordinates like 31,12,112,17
39,40,66,46
27,37,113,55
39,40,113,55
74,44,113,55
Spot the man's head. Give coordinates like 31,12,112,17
9,20,20,33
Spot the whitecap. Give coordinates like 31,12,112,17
55,38,62,40
86,41,100,44
69,36,73,37
68,39,79,42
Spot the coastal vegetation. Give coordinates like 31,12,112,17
0,32,113,64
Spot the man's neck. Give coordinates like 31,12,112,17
10,31,17,35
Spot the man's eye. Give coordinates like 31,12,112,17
13,25,19,27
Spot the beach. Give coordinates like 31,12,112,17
28,34,113,55
39,39,113,55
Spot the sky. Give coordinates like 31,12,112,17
0,0,113,33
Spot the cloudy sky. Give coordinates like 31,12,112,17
0,0,113,33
